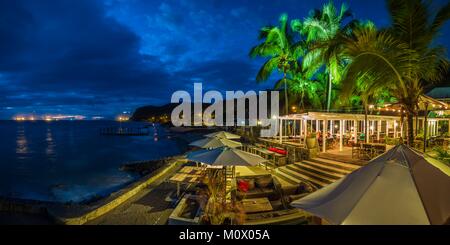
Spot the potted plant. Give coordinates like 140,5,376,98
306,132,318,149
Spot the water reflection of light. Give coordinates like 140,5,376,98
46,127,55,158
16,126,29,157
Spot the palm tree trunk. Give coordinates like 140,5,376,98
284,73,289,115
364,103,369,143
407,111,414,146
326,71,332,112
400,109,404,142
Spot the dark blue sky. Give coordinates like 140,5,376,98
0,0,448,119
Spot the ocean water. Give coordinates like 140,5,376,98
0,120,185,203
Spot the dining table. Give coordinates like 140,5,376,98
241,197,273,214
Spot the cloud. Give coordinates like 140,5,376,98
0,0,447,119
0,0,176,118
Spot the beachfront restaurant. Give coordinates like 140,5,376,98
274,109,450,156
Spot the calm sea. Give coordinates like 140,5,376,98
0,120,185,203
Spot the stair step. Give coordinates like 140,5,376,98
291,162,344,179
297,160,349,175
274,170,303,185
310,157,360,171
272,174,297,187
278,167,329,188
284,165,336,184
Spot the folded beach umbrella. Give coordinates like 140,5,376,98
291,144,450,225
205,131,241,140
189,137,242,149
187,147,266,167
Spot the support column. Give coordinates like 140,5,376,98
293,120,296,138
303,119,307,142
330,120,334,135
322,119,327,152
386,121,390,138
430,121,433,136
339,120,344,151
315,120,319,133
279,119,283,144
299,119,302,142
393,120,397,138
436,121,439,136
377,120,381,141
353,120,357,143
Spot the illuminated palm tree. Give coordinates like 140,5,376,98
340,0,449,146
274,71,325,110
250,14,304,115
300,0,355,112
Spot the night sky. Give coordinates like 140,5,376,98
0,0,449,119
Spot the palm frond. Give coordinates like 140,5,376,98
256,57,281,82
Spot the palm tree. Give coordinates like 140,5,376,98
300,0,355,112
340,0,449,146
342,71,391,143
274,71,325,110
250,14,304,115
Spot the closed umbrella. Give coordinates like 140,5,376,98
189,137,242,149
205,131,241,140
291,144,450,225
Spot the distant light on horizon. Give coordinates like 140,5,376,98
116,116,129,122
13,114,87,121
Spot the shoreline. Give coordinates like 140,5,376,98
0,154,187,225
0,128,217,224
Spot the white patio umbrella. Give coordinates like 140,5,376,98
187,147,266,167
205,131,241,140
187,146,268,178
291,144,450,225
189,137,242,149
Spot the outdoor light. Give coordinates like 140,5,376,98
272,115,277,119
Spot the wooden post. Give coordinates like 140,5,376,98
322,119,327,152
